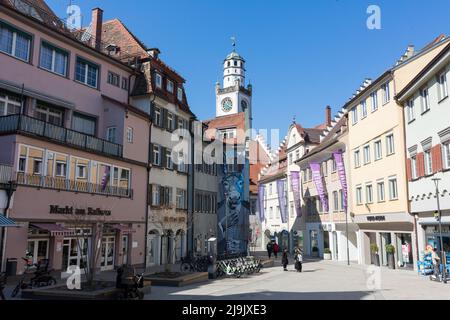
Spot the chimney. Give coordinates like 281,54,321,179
326,106,332,127
91,8,103,50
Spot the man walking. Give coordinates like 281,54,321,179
294,248,303,272
266,242,273,259
282,248,289,271
432,248,441,280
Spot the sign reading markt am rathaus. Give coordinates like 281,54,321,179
49,205,112,216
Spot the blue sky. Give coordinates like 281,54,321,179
47,0,450,141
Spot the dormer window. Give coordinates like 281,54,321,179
167,80,174,93
177,88,183,101
155,73,162,88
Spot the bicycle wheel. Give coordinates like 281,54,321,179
180,263,192,273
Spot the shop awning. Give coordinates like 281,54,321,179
418,217,450,226
30,223,75,237
111,224,136,234
0,215,18,227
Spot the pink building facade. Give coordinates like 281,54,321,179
0,1,149,275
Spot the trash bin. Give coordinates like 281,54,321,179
6,258,17,277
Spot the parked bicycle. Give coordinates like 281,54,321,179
216,256,262,278
180,255,212,273
116,266,145,300
11,258,57,298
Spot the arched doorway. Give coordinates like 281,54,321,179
148,230,160,267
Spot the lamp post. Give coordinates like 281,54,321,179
225,191,229,257
432,178,447,284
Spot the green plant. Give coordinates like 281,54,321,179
385,244,395,254
324,248,332,254
312,246,319,253
370,244,379,254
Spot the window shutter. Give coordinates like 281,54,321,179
162,108,168,130
160,186,165,206
406,159,412,182
174,115,178,131
416,153,424,178
161,146,167,168
432,144,443,173
149,143,154,164
148,184,153,205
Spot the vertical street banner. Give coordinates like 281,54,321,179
258,184,266,223
290,171,302,218
101,165,110,192
277,180,287,223
333,151,348,212
310,163,329,212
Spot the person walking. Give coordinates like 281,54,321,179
266,242,273,259
273,243,280,259
282,248,289,271
432,248,441,279
294,248,303,272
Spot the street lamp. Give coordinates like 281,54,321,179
432,178,447,284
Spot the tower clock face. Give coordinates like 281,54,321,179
222,98,233,113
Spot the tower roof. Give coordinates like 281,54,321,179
225,50,245,61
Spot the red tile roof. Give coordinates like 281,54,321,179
204,113,246,145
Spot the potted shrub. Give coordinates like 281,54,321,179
386,244,396,269
312,246,319,258
323,248,332,260
370,244,380,266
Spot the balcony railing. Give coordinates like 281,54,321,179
0,114,123,158
0,164,14,184
16,172,132,198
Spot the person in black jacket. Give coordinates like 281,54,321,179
266,242,273,259
282,248,289,271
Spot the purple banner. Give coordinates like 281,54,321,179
101,166,111,192
333,151,348,212
310,163,329,212
258,184,266,222
290,171,302,218
277,180,287,224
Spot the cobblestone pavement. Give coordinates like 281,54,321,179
145,259,450,300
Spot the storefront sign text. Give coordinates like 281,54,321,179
366,216,386,222
49,205,112,216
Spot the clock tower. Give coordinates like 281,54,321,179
215,49,253,120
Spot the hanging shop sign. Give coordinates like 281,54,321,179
49,205,112,216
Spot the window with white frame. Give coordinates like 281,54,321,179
332,158,337,172
55,161,67,177
407,99,415,122
382,82,390,104
356,186,363,205
121,77,128,91
388,177,398,200
377,181,385,202
178,118,185,129
176,189,187,209
420,87,430,113
411,156,417,179
75,57,99,88
40,42,68,76
438,71,448,100
352,107,358,125
354,150,361,168
18,156,26,172
424,149,433,175
106,127,117,143
386,134,395,155
151,184,160,206
166,80,174,93
371,91,378,112
154,107,161,127
339,190,344,211
166,149,173,169
76,164,87,179
361,100,368,119
374,140,382,160
152,145,161,166
366,184,373,204
333,191,339,212
126,127,133,143
107,71,120,87
0,92,21,116
155,73,162,88
363,145,371,164
0,22,31,61
167,112,174,130
444,142,450,169
177,88,183,101
35,104,64,126
220,128,236,140
33,159,43,175
178,152,186,173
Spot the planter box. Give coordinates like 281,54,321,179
145,272,208,287
22,281,151,300
323,253,332,260
387,254,396,270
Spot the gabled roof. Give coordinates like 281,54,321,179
293,123,322,145
204,113,246,145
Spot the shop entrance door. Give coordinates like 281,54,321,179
101,236,115,271
62,238,89,272
380,233,392,266
27,239,49,265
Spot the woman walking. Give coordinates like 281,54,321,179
273,243,280,259
294,248,303,272
282,248,289,271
